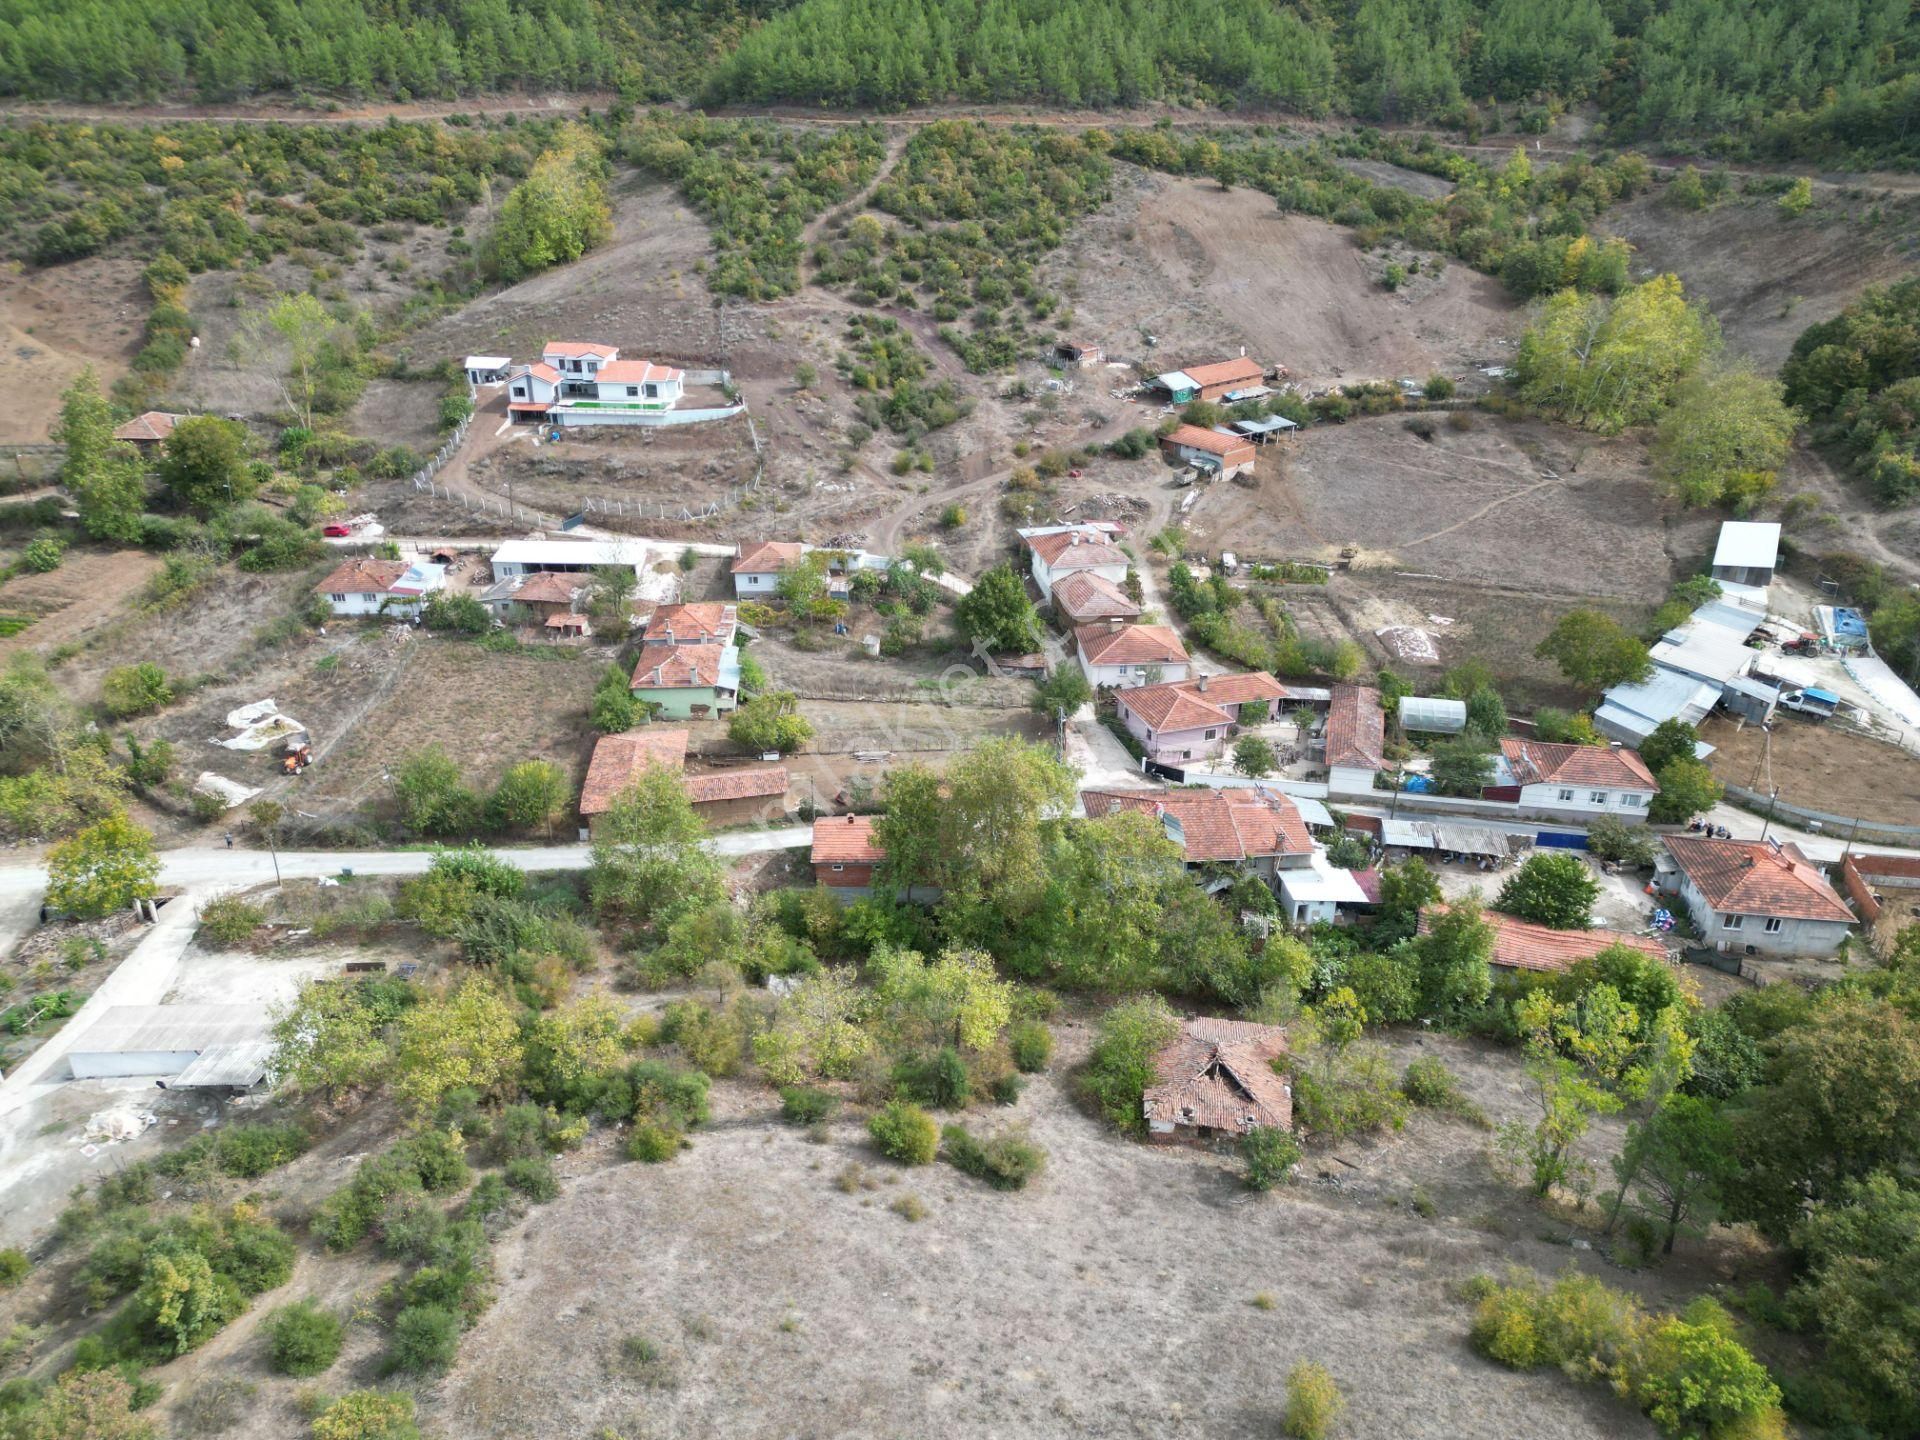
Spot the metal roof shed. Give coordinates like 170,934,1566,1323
66,1004,272,1080
1399,696,1467,733
1711,521,1781,574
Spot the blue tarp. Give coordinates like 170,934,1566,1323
1833,609,1869,638
1402,774,1434,793
1536,832,1589,850
1801,687,1841,704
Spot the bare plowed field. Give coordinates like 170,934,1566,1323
1702,711,1920,826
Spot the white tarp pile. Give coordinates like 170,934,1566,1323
192,772,261,810
212,700,308,752
84,1107,157,1144
1845,653,1920,728
1376,625,1440,663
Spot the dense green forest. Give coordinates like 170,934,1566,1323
0,0,775,101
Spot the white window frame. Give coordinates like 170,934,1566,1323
830,863,844,873
1589,790,1609,805
1764,916,1783,934
1722,913,1744,931
1621,794,1642,808
1557,788,1575,802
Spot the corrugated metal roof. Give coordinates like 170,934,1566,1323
1712,521,1780,571
172,1042,274,1089
68,1004,270,1057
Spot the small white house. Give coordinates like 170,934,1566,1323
1658,835,1855,957
1075,621,1190,689
1277,852,1371,926
731,541,805,596
1711,521,1781,589
464,355,511,385
1495,738,1659,820
1027,528,1130,595
314,556,446,618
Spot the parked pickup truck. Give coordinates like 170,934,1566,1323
1778,687,1841,719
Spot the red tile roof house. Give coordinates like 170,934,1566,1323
1419,904,1670,974
1657,836,1856,958
112,410,185,450
483,570,586,630
811,814,885,898
1026,527,1132,595
1142,1017,1292,1147
1082,788,1313,883
313,557,447,619
1160,424,1257,481
1075,620,1190,689
1489,738,1660,823
1322,684,1387,796
1114,671,1290,765
1050,571,1141,626
731,541,806,598
642,602,737,647
578,729,787,834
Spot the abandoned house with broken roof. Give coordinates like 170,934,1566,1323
1141,1016,1293,1146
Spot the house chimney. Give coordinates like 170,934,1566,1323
847,814,857,825
1108,617,1124,634
1196,673,1209,693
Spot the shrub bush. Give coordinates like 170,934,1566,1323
1008,1019,1053,1073
1079,995,1178,1136
625,1120,684,1163
197,894,265,946
387,1303,462,1374
0,1247,28,1287
868,1101,939,1165
100,662,173,718
265,1298,343,1377
214,1121,311,1178
1401,1057,1463,1108
1283,1361,1346,1439
779,1086,838,1125
893,1046,971,1109
503,1157,558,1203
1242,1127,1302,1191
312,1390,422,1440
941,1123,1046,1190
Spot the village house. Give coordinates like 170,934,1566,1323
1323,684,1387,796
731,540,805,597
1025,527,1131,595
313,556,446,618
1142,1016,1292,1146
463,355,511,386
1657,836,1855,958
112,411,185,451
1489,738,1659,820
488,539,647,582
1160,424,1257,481
1115,671,1289,764
1419,905,1669,975
683,766,791,826
1081,787,1313,879
577,729,690,838
642,602,737,647
501,340,734,428
1710,520,1781,592
479,570,585,627
1147,356,1266,405
1075,620,1190,689
812,814,884,898
1049,570,1140,625
629,643,740,719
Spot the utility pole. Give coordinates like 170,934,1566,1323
1759,788,1781,843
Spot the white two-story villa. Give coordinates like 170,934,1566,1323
500,341,740,428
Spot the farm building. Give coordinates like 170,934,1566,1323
1141,1017,1292,1146
1053,341,1103,368
1160,424,1256,480
1147,356,1265,404
1025,527,1131,595
1228,414,1298,445
642,602,737,647
1398,696,1467,734
112,410,185,450
1489,738,1658,820
1657,836,1855,958
1323,685,1387,796
1710,521,1781,591
731,540,805,596
65,1004,272,1086
1074,621,1190,689
1419,906,1668,975
1049,571,1141,625
489,539,647,581
463,355,511,385
314,557,446,618
684,767,790,826
1114,671,1289,764
1277,853,1374,926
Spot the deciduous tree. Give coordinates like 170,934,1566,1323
1536,608,1653,690
53,367,146,542
46,813,159,918
1496,852,1601,929
1654,367,1799,509
159,416,254,514
392,977,523,1119
954,562,1041,653
588,763,725,926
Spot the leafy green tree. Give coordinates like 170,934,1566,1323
1232,735,1277,777
1409,897,1494,1017
484,126,613,282
1789,1172,1920,1434
11,1369,156,1440
1463,685,1507,740
1648,756,1722,824
1637,718,1700,775
1654,368,1799,509
1586,815,1658,868
391,976,523,1119
1536,609,1652,690
488,759,566,837
137,1244,241,1354
393,746,481,836
1500,988,1627,1197
100,662,172,718
1078,994,1178,1135
728,692,814,754
1514,274,1717,433
1375,856,1441,942
1429,736,1494,796
870,944,1013,1052
1607,1094,1737,1255
270,980,394,1102
1034,665,1092,717
591,664,641,732
54,368,146,542
46,813,159,918
422,592,490,635
262,291,336,431
955,563,1041,653
883,738,1074,914
159,416,254,514
1495,852,1600,929
588,763,725,926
